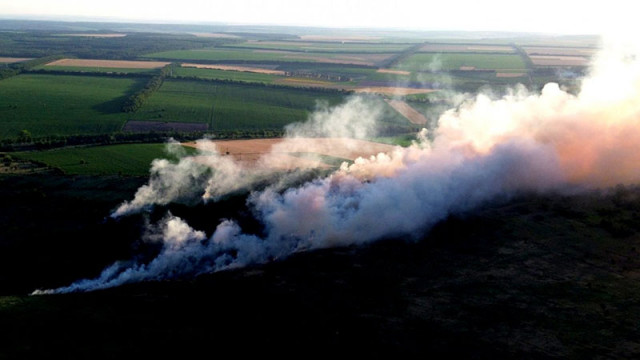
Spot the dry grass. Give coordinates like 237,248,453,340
276,78,341,87
354,87,437,96
523,46,598,57
385,100,428,125
377,69,411,75
181,63,285,75
529,55,590,66
420,44,514,53
0,57,32,63
45,59,170,69
299,35,381,42
183,138,398,169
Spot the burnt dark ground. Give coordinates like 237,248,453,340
1,174,640,358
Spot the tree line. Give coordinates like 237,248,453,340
0,55,65,81
0,129,286,152
172,75,355,95
0,31,235,60
121,63,177,112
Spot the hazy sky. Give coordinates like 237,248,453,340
0,0,632,34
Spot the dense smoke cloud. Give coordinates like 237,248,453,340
33,38,640,294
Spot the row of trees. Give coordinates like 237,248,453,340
121,64,176,112
172,75,355,95
0,55,65,80
0,31,235,60
1,129,286,152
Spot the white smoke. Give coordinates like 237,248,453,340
112,97,386,216
34,38,640,294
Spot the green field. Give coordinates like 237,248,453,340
144,48,310,62
280,63,376,79
132,79,346,130
35,65,157,74
225,41,412,53
143,48,391,65
14,143,189,175
0,74,144,139
173,67,280,83
394,53,527,72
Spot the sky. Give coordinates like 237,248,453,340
0,0,633,35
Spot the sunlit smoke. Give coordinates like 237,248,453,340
34,38,640,294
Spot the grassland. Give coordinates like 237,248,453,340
173,66,280,83
144,48,314,62
14,143,192,176
0,74,144,139
394,53,527,72
35,65,157,74
225,41,412,53
132,79,346,131
143,48,392,66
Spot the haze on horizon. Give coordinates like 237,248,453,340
0,0,633,35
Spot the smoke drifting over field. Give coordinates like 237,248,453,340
34,39,640,294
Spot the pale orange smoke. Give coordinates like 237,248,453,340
427,39,640,188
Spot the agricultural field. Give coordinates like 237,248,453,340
131,79,347,131
181,63,285,75
522,46,598,57
184,138,397,169
173,66,281,83
143,47,394,66
46,59,170,69
529,55,590,67
4,20,637,360
34,58,168,73
225,40,412,53
37,65,158,74
419,44,515,53
0,74,144,139
393,53,527,72
0,57,32,63
13,143,187,176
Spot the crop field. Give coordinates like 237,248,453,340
172,66,280,83
36,65,157,74
46,59,170,68
144,48,393,65
181,64,285,75
522,46,598,57
529,55,590,67
144,48,316,62
513,35,601,47
0,57,32,63
14,143,188,176
298,35,390,42
277,63,376,80
225,40,412,53
0,74,144,139
183,138,398,168
355,87,437,96
419,44,515,53
131,79,347,131
273,78,348,89
393,53,527,72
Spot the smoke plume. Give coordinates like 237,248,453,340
33,38,640,294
